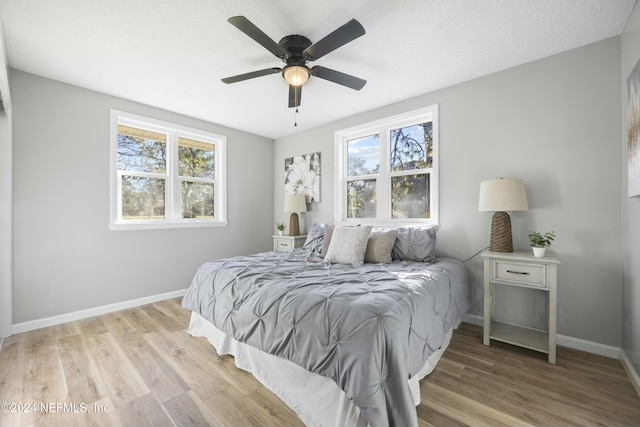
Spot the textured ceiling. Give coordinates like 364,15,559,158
0,0,635,139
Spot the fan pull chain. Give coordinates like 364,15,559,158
294,107,298,127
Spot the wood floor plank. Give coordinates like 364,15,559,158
421,382,536,427
140,303,185,332
85,397,123,427
458,364,615,426
119,306,164,334
116,331,190,403
181,390,228,427
154,298,192,325
21,339,69,427
58,334,108,404
166,329,262,397
0,335,27,427
76,316,110,336
101,311,137,337
203,385,302,427
432,366,586,426
491,357,640,425
142,329,229,400
115,393,174,427
416,402,473,427
86,332,150,407
163,391,218,427
245,385,306,427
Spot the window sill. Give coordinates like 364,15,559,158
109,220,228,231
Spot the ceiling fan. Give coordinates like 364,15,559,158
221,16,367,108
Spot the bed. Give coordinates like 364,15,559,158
181,224,470,427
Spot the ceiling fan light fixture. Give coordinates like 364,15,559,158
283,65,309,86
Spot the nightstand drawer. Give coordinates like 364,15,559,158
273,235,307,252
274,238,294,250
492,260,547,288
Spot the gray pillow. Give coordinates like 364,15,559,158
391,226,439,263
303,222,325,253
319,224,334,258
365,229,398,264
324,226,373,266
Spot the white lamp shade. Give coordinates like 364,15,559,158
284,194,307,213
478,178,528,212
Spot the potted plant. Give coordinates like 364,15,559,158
528,231,555,258
275,221,285,236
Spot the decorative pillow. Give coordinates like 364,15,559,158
324,225,373,266
391,225,439,263
303,222,325,253
320,224,335,258
365,229,398,264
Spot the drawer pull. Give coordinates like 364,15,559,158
506,270,530,275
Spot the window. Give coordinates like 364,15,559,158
335,105,438,225
110,110,227,230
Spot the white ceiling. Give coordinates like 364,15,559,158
0,0,635,139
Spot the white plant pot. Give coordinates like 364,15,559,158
277,230,283,236
532,246,546,258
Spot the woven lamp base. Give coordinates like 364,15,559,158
289,212,300,236
489,211,513,252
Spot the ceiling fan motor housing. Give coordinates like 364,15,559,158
279,35,312,61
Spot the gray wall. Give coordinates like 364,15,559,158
11,70,274,324
275,37,623,346
622,4,640,381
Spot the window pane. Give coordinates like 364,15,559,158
182,181,214,219
121,175,165,219
179,137,214,178
391,174,429,219
117,126,166,173
347,180,376,218
347,134,379,176
390,122,432,172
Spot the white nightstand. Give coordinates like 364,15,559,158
481,250,560,364
273,235,307,252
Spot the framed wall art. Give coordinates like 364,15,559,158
285,152,321,202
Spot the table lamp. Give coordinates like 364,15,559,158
284,194,307,236
478,178,528,252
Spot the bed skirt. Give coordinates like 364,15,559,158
186,312,459,427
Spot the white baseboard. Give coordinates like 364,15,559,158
461,313,620,359
555,333,621,359
463,313,483,326
12,289,187,334
621,350,640,398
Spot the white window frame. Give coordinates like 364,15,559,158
110,110,227,230
334,105,438,226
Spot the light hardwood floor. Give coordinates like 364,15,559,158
1,298,639,427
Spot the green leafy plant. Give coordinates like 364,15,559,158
528,231,555,248
275,222,285,232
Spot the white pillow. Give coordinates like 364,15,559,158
324,226,373,266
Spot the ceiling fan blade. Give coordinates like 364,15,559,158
303,19,365,61
221,67,281,84
311,66,366,90
288,84,302,108
228,16,286,58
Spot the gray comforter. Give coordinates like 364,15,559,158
182,249,469,427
